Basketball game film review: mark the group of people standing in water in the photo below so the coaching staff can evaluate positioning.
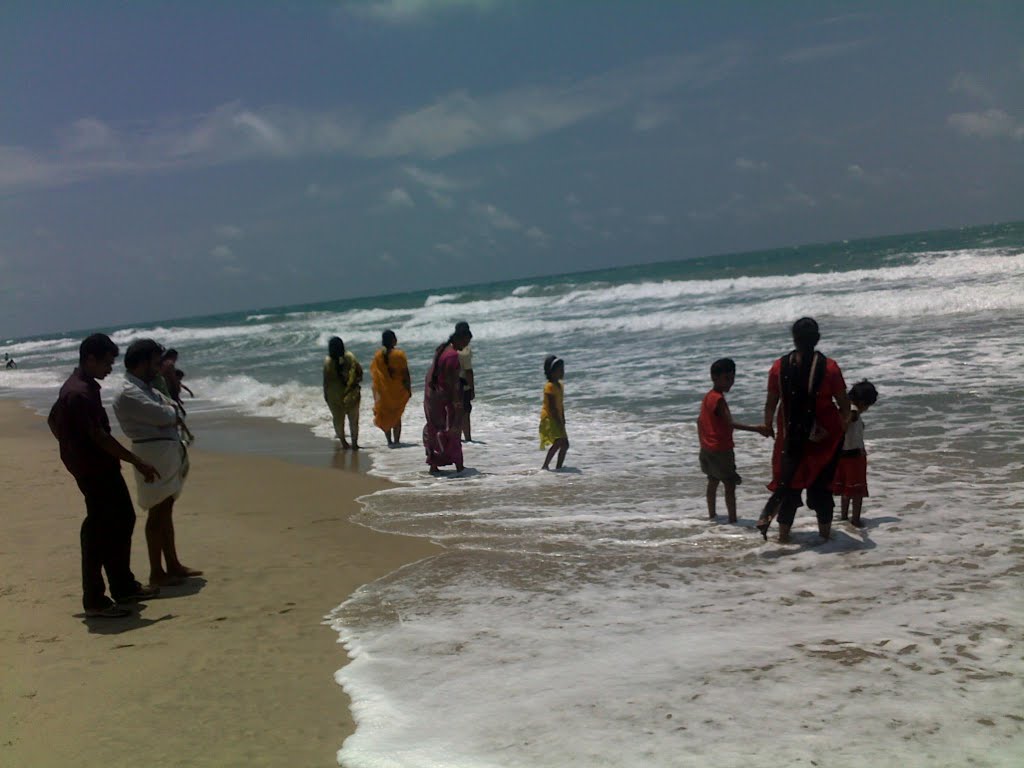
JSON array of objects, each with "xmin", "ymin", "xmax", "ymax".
[
  {"xmin": 324, "ymin": 315, "xmax": 876, "ymax": 542},
  {"xmin": 699, "ymin": 317, "xmax": 879, "ymax": 543},
  {"xmin": 321, "ymin": 321, "xmax": 481, "ymax": 473}
]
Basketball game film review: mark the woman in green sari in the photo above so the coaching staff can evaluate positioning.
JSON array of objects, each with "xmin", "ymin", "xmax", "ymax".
[{"xmin": 323, "ymin": 336, "xmax": 363, "ymax": 450}]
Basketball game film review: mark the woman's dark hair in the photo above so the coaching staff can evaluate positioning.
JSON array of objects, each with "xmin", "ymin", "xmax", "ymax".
[
  {"xmin": 791, "ymin": 317, "xmax": 820, "ymax": 354},
  {"xmin": 162, "ymin": 348, "xmax": 178, "ymax": 362},
  {"xmin": 382, "ymin": 330, "xmax": 397, "ymax": 368},
  {"xmin": 328, "ymin": 337, "xmax": 345, "ymax": 382},
  {"xmin": 79, "ymin": 333, "xmax": 119, "ymax": 365},
  {"xmin": 849, "ymin": 379, "xmax": 878, "ymax": 407},
  {"xmin": 430, "ymin": 335, "xmax": 456, "ymax": 388},
  {"xmin": 543, "ymin": 355, "xmax": 564, "ymax": 382},
  {"xmin": 124, "ymin": 338, "xmax": 164, "ymax": 369}
]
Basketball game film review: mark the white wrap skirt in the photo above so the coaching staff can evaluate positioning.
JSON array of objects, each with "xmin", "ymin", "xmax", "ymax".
[{"xmin": 131, "ymin": 438, "xmax": 189, "ymax": 509}]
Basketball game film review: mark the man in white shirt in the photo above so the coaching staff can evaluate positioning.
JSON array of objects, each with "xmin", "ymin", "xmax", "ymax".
[
  {"xmin": 455, "ymin": 321, "xmax": 475, "ymax": 442},
  {"xmin": 113, "ymin": 339, "xmax": 202, "ymax": 587}
]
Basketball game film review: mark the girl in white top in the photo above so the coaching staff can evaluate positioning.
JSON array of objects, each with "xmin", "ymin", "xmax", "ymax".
[{"xmin": 832, "ymin": 380, "xmax": 879, "ymax": 527}]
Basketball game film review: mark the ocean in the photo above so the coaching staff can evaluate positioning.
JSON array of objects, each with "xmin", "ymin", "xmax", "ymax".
[{"xmin": 3, "ymin": 223, "xmax": 1023, "ymax": 767}]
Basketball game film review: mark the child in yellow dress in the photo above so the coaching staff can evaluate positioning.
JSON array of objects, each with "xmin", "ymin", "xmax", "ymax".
[{"xmin": 540, "ymin": 355, "xmax": 569, "ymax": 470}]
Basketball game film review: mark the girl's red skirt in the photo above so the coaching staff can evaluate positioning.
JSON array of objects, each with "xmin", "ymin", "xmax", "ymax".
[{"xmin": 832, "ymin": 453, "xmax": 868, "ymax": 497}]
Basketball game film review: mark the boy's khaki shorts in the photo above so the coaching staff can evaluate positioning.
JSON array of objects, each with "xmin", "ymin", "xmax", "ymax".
[{"xmin": 699, "ymin": 448, "xmax": 742, "ymax": 485}]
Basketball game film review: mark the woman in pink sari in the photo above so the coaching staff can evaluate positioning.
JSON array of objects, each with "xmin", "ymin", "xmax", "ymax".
[{"xmin": 423, "ymin": 323, "xmax": 472, "ymax": 473}]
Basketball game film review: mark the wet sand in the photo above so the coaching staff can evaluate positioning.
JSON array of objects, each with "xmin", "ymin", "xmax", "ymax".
[{"xmin": 0, "ymin": 400, "xmax": 441, "ymax": 767}]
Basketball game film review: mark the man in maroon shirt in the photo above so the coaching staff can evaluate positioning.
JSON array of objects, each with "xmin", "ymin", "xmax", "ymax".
[{"xmin": 48, "ymin": 334, "xmax": 161, "ymax": 618}]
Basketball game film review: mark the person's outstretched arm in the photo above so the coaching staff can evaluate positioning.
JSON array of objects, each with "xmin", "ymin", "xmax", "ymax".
[{"xmin": 720, "ymin": 399, "xmax": 771, "ymax": 437}]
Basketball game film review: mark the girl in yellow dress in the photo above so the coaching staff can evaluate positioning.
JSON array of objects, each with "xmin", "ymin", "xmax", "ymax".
[
  {"xmin": 540, "ymin": 355, "xmax": 569, "ymax": 470},
  {"xmin": 371, "ymin": 330, "xmax": 412, "ymax": 447}
]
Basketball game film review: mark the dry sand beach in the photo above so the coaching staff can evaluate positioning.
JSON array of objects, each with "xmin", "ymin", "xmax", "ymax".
[{"xmin": 0, "ymin": 400, "xmax": 440, "ymax": 767}]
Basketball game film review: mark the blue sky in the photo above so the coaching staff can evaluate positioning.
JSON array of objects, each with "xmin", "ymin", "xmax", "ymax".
[{"xmin": 1, "ymin": 1, "xmax": 1022, "ymax": 337}]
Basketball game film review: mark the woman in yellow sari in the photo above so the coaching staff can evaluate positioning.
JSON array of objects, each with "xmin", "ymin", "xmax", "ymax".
[{"xmin": 371, "ymin": 330, "xmax": 412, "ymax": 447}]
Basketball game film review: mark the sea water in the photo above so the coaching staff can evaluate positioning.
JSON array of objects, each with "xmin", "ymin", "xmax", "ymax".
[{"xmin": 3, "ymin": 223, "xmax": 1023, "ymax": 766}]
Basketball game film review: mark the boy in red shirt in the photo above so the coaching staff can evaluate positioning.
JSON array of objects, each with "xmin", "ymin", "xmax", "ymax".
[{"xmin": 698, "ymin": 358, "xmax": 771, "ymax": 523}]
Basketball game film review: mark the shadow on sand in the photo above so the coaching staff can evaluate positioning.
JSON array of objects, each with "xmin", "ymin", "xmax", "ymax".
[
  {"xmin": 75, "ymin": 577, "xmax": 206, "ymax": 635},
  {"xmin": 757, "ymin": 528, "xmax": 879, "ymax": 559},
  {"xmin": 77, "ymin": 605, "xmax": 175, "ymax": 635}
]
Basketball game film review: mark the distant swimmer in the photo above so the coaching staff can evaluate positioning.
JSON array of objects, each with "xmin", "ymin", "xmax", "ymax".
[
  {"xmin": 697, "ymin": 358, "xmax": 772, "ymax": 523},
  {"xmin": 540, "ymin": 355, "xmax": 569, "ymax": 470},
  {"xmin": 424, "ymin": 322, "xmax": 472, "ymax": 473},
  {"xmin": 833, "ymin": 380, "xmax": 879, "ymax": 529},
  {"xmin": 324, "ymin": 337, "xmax": 363, "ymax": 450},
  {"xmin": 371, "ymin": 329, "xmax": 412, "ymax": 447},
  {"xmin": 4, "ymin": 353, "xmax": 15, "ymax": 369},
  {"xmin": 757, "ymin": 318, "xmax": 852, "ymax": 543}
]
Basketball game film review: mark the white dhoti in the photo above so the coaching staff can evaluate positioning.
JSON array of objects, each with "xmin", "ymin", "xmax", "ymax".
[{"xmin": 132, "ymin": 439, "xmax": 189, "ymax": 509}]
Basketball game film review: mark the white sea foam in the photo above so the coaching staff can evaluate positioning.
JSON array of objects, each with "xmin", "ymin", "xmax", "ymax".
[{"xmin": 424, "ymin": 292, "xmax": 463, "ymax": 306}]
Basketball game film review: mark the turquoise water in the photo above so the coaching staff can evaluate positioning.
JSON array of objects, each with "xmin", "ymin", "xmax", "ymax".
[{"xmin": 3, "ymin": 222, "xmax": 1024, "ymax": 767}]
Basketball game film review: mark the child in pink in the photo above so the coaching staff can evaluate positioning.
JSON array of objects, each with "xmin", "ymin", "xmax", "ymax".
[{"xmin": 833, "ymin": 380, "xmax": 878, "ymax": 527}]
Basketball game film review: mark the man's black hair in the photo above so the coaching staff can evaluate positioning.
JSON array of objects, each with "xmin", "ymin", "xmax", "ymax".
[
  {"xmin": 79, "ymin": 334, "xmax": 119, "ymax": 365},
  {"xmin": 710, "ymin": 357, "xmax": 736, "ymax": 378},
  {"xmin": 162, "ymin": 348, "xmax": 179, "ymax": 361},
  {"xmin": 124, "ymin": 339, "xmax": 165, "ymax": 370}
]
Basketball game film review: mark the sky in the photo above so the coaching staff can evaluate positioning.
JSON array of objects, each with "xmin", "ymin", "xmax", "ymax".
[{"xmin": 1, "ymin": 1, "xmax": 1022, "ymax": 338}]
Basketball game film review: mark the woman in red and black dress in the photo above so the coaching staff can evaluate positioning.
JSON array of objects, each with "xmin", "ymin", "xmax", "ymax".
[{"xmin": 758, "ymin": 318, "xmax": 851, "ymax": 543}]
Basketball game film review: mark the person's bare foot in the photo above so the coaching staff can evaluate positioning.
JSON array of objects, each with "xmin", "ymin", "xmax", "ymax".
[
  {"xmin": 352, "ymin": 443, "xmax": 360, "ymax": 451},
  {"xmin": 850, "ymin": 517, "xmax": 865, "ymax": 528},
  {"xmin": 341, "ymin": 441, "xmax": 352, "ymax": 450},
  {"xmin": 727, "ymin": 515, "xmax": 737, "ymax": 524},
  {"xmin": 708, "ymin": 512, "xmax": 718, "ymax": 520},
  {"xmin": 456, "ymin": 464, "xmax": 465, "ymax": 473},
  {"xmin": 169, "ymin": 566, "xmax": 203, "ymax": 577},
  {"xmin": 149, "ymin": 572, "xmax": 185, "ymax": 587}
]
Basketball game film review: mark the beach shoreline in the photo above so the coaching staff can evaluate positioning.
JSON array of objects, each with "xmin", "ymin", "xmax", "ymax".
[{"xmin": 0, "ymin": 399, "xmax": 441, "ymax": 767}]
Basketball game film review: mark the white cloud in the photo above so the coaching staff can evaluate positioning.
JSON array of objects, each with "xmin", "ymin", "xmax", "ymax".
[
  {"xmin": 565, "ymin": 193, "xmax": 580, "ymax": 206},
  {"xmin": 385, "ymin": 186, "xmax": 415, "ymax": 207},
  {"xmin": 210, "ymin": 244, "xmax": 234, "ymax": 260},
  {"xmin": 525, "ymin": 225, "xmax": 547, "ymax": 241},
  {"xmin": 949, "ymin": 72, "xmax": 994, "ymax": 103},
  {"xmin": 734, "ymin": 156, "xmax": 769, "ymax": 172},
  {"xmin": 342, "ymin": 0, "xmax": 503, "ymax": 23},
  {"xmin": 433, "ymin": 242, "xmax": 459, "ymax": 256},
  {"xmin": 947, "ymin": 109, "xmax": 1024, "ymax": 140},
  {"xmin": 633, "ymin": 103, "xmax": 676, "ymax": 132},
  {"xmin": 427, "ymin": 189, "xmax": 456, "ymax": 209},
  {"xmin": 379, "ymin": 251, "xmax": 396, "ymax": 265},
  {"xmin": 472, "ymin": 201, "xmax": 520, "ymax": 230},
  {"xmin": 305, "ymin": 182, "xmax": 321, "ymax": 198},
  {"xmin": 0, "ymin": 47, "xmax": 743, "ymax": 191},
  {"xmin": 402, "ymin": 164, "xmax": 465, "ymax": 190},
  {"xmin": 782, "ymin": 39, "xmax": 867, "ymax": 63},
  {"xmin": 847, "ymin": 164, "xmax": 865, "ymax": 179},
  {"xmin": 782, "ymin": 183, "xmax": 817, "ymax": 208},
  {"xmin": 646, "ymin": 213, "xmax": 668, "ymax": 225},
  {"xmin": 216, "ymin": 224, "xmax": 244, "ymax": 239},
  {"xmin": 403, "ymin": 165, "xmax": 463, "ymax": 208}
]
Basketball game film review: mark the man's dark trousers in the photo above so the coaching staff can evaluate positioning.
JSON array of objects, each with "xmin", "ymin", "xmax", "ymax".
[{"xmin": 75, "ymin": 472, "xmax": 138, "ymax": 610}]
